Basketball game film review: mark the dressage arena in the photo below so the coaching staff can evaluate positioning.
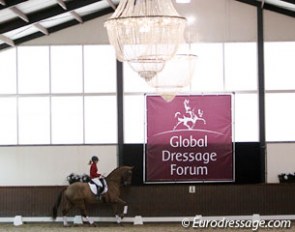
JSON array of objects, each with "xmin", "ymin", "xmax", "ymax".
[{"xmin": 0, "ymin": 1, "xmax": 295, "ymax": 231}]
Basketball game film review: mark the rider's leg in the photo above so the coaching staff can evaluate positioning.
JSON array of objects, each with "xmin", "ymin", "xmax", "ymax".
[{"xmin": 91, "ymin": 178, "xmax": 103, "ymax": 199}]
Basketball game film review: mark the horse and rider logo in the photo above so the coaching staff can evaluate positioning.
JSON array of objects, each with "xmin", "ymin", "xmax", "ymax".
[{"xmin": 173, "ymin": 99, "xmax": 206, "ymax": 131}]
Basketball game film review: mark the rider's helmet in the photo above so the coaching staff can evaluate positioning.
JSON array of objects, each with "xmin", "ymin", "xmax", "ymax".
[{"xmin": 91, "ymin": 155, "xmax": 99, "ymax": 162}]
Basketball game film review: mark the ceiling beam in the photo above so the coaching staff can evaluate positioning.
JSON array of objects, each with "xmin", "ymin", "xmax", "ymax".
[
  {"xmin": 71, "ymin": 11, "xmax": 83, "ymax": 23},
  {"xmin": 105, "ymin": 0, "xmax": 116, "ymax": 10},
  {"xmin": 280, "ymin": 0, "xmax": 295, "ymax": 5},
  {"xmin": 235, "ymin": 0, "xmax": 259, "ymax": 7},
  {"xmin": 0, "ymin": 6, "xmax": 114, "ymax": 51},
  {"xmin": 0, "ymin": 34, "xmax": 15, "ymax": 46},
  {"xmin": 10, "ymin": 6, "xmax": 29, "ymax": 22},
  {"xmin": 0, "ymin": 0, "xmax": 28, "ymax": 10},
  {"xmin": 34, "ymin": 23, "xmax": 49, "ymax": 35},
  {"xmin": 235, "ymin": 0, "xmax": 295, "ymax": 18},
  {"xmin": 0, "ymin": 0, "xmax": 104, "ymax": 34},
  {"xmin": 263, "ymin": 2, "xmax": 295, "ymax": 17},
  {"xmin": 56, "ymin": 0, "xmax": 67, "ymax": 10}
]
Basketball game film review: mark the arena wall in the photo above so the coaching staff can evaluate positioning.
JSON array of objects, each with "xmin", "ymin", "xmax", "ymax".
[
  {"xmin": 0, "ymin": 142, "xmax": 294, "ymax": 218},
  {"xmin": 0, "ymin": 184, "xmax": 295, "ymax": 218}
]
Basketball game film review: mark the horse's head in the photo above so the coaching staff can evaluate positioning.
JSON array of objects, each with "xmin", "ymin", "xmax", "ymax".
[{"xmin": 120, "ymin": 166, "xmax": 134, "ymax": 186}]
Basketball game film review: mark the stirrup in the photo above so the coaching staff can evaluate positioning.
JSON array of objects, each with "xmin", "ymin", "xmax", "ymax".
[{"xmin": 95, "ymin": 194, "xmax": 101, "ymax": 200}]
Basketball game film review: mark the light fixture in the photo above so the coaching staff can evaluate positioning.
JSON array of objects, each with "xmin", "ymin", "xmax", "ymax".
[
  {"xmin": 176, "ymin": 0, "xmax": 191, "ymax": 3},
  {"xmin": 148, "ymin": 52, "xmax": 197, "ymax": 102},
  {"xmin": 104, "ymin": 0, "xmax": 186, "ymax": 81}
]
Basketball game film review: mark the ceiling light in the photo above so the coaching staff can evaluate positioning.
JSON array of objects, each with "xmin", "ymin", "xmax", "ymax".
[
  {"xmin": 104, "ymin": 0, "xmax": 187, "ymax": 81},
  {"xmin": 176, "ymin": 0, "xmax": 191, "ymax": 3}
]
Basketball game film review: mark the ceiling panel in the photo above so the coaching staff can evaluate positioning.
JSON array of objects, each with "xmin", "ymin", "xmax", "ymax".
[
  {"xmin": 0, "ymin": 8, "xmax": 19, "ymax": 22},
  {"xmin": 75, "ymin": 1, "xmax": 110, "ymax": 16},
  {"xmin": 17, "ymin": 0, "xmax": 58, "ymax": 14},
  {"xmin": 39, "ymin": 12, "xmax": 74, "ymax": 28},
  {"xmin": 4, "ymin": 24, "xmax": 39, "ymax": 40}
]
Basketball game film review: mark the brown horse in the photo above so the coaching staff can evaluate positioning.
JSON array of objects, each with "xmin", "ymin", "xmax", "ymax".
[{"xmin": 52, "ymin": 166, "xmax": 133, "ymax": 226}]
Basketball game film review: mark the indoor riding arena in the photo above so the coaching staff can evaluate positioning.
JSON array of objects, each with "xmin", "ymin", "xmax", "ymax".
[{"xmin": 0, "ymin": 0, "xmax": 295, "ymax": 232}]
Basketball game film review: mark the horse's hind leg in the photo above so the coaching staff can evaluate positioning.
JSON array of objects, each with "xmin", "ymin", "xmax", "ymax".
[
  {"xmin": 78, "ymin": 201, "xmax": 95, "ymax": 226},
  {"xmin": 61, "ymin": 199, "xmax": 73, "ymax": 227}
]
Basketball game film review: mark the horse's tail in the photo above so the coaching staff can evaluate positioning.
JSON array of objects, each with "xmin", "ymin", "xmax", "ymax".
[{"xmin": 52, "ymin": 187, "xmax": 66, "ymax": 220}]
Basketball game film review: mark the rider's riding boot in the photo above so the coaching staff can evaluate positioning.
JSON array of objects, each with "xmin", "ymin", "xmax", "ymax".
[{"xmin": 96, "ymin": 186, "xmax": 102, "ymax": 200}]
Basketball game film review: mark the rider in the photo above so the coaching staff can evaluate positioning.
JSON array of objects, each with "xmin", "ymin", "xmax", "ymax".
[{"xmin": 89, "ymin": 155, "xmax": 103, "ymax": 199}]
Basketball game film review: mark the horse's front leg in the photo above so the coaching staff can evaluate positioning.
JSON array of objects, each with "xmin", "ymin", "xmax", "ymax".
[{"xmin": 112, "ymin": 198, "xmax": 127, "ymax": 223}]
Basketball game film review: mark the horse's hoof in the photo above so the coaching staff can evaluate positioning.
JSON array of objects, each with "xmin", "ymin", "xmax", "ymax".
[{"xmin": 89, "ymin": 223, "xmax": 97, "ymax": 227}]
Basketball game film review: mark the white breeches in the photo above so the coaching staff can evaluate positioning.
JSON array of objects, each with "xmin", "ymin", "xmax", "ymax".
[{"xmin": 91, "ymin": 177, "xmax": 103, "ymax": 187}]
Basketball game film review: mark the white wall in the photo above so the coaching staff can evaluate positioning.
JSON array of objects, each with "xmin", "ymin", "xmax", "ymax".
[
  {"xmin": 265, "ymin": 10, "xmax": 295, "ymax": 41},
  {"xmin": 0, "ymin": 145, "xmax": 117, "ymax": 186},
  {"xmin": 267, "ymin": 143, "xmax": 295, "ymax": 183}
]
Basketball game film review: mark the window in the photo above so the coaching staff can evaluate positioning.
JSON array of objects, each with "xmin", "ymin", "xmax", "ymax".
[
  {"xmin": 0, "ymin": 48, "xmax": 16, "ymax": 94},
  {"xmin": 224, "ymin": 43, "xmax": 258, "ymax": 91},
  {"xmin": 265, "ymin": 42, "xmax": 295, "ymax": 90},
  {"xmin": 18, "ymin": 46, "xmax": 50, "ymax": 94},
  {"xmin": 0, "ymin": 98, "xmax": 17, "ymax": 144},
  {"xmin": 266, "ymin": 93, "xmax": 295, "ymax": 141},
  {"xmin": 124, "ymin": 95, "xmax": 145, "ymax": 143},
  {"xmin": 234, "ymin": 93, "xmax": 259, "ymax": 142},
  {"xmin": 265, "ymin": 42, "xmax": 295, "ymax": 142},
  {"xmin": 190, "ymin": 43, "xmax": 224, "ymax": 92},
  {"xmin": 51, "ymin": 96, "xmax": 83, "ymax": 144},
  {"xmin": 84, "ymin": 96, "xmax": 117, "ymax": 143},
  {"xmin": 18, "ymin": 97, "xmax": 50, "ymax": 144},
  {"xmin": 51, "ymin": 46, "xmax": 83, "ymax": 93},
  {"xmin": 84, "ymin": 45, "xmax": 116, "ymax": 93},
  {"xmin": 0, "ymin": 45, "xmax": 117, "ymax": 145}
]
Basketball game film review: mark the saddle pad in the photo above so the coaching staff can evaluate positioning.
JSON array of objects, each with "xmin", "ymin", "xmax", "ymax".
[
  {"xmin": 88, "ymin": 181, "xmax": 108, "ymax": 195},
  {"xmin": 88, "ymin": 183, "xmax": 97, "ymax": 195}
]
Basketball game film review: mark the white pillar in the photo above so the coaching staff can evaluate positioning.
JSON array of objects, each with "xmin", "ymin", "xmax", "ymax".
[
  {"xmin": 133, "ymin": 215, "xmax": 143, "ymax": 225},
  {"xmin": 13, "ymin": 215, "xmax": 23, "ymax": 226},
  {"xmin": 73, "ymin": 215, "xmax": 83, "ymax": 224}
]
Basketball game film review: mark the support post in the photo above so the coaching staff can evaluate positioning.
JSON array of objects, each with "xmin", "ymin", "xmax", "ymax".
[
  {"xmin": 257, "ymin": 5, "xmax": 266, "ymax": 183},
  {"xmin": 117, "ymin": 60, "xmax": 124, "ymax": 166}
]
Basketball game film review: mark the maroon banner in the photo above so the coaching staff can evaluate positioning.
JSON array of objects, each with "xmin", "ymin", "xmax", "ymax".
[{"xmin": 145, "ymin": 95, "xmax": 233, "ymax": 183}]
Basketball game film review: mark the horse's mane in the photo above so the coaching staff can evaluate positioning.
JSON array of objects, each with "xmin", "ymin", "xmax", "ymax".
[{"xmin": 106, "ymin": 166, "xmax": 132, "ymax": 179}]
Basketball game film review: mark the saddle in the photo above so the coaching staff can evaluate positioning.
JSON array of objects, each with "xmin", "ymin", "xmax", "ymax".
[{"xmin": 89, "ymin": 178, "xmax": 108, "ymax": 195}]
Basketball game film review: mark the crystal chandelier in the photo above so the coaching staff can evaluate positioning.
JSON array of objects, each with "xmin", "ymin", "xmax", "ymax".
[
  {"xmin": 148, "ymin": 53, "xmax": 197, "ymax": 102},
  {"xmin": 104, "ymin": 0, "xmax": 186, "ymax": 81}
]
